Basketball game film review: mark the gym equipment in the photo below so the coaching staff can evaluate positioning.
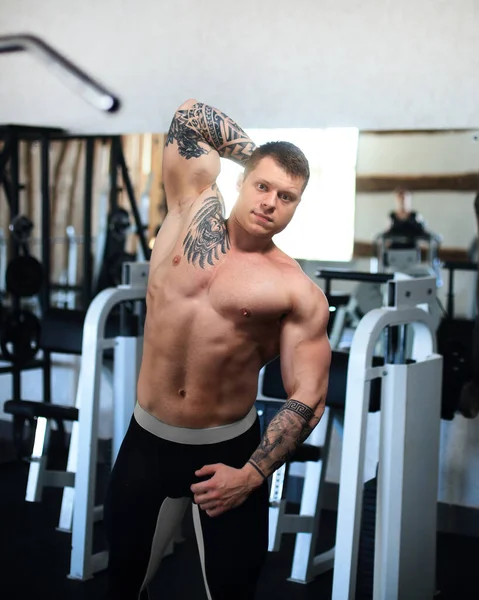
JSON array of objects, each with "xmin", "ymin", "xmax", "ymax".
[
  {"xmin": 2, "ymin": 300, "xmax": 143, "ymax": 459},
  {"xmin": 3, "ymin": 399, "xmax": 78, "ymax": 462},
  {"xmin": 439, "ymin": 260, "xmax": 478, "ymax": 420},
  {"xmin": 258, "ymin": 276, "xmax": 442, "ymax": 594},
  {"xmin": 261, "ymin": 280, "xmax": 443, "ymax": 592},
  {"xmin": 95, "ymin": 205, "xmax": 135, "ymax": 291},
  {"xmin": 6, "ymin": 255, "xmax": 44, "ymax": 298},
  {"xmin": 109, "ymin": 207, "xmax": 131, "ymax": 241},
  {"xmin": 28, "ymin": 262, "xmax": 147, "ymax": 580},
  {"xmin": 318, "ymin": 270, "xmax": 391, "ymax": 350},
  {"xmin": 437, "ymin": 317, "xmax": 474, "ymax": 420},
  {"xmin": 0, "ymin": 34, "xmax": 120, "ymax": 113},
  {"xmin": 258, "ymin": 351, "xmax": 382, "ymax": 584},
  {"xmin": 54, "ymin": 226, "xmax": 79, "ymax": 309},
  {"xmin": 0, "ymin": 215, "xmax": 43, "ymax": 368},
  {"xmin": 9, "ymin": 214, "xmax": 34, "ymax": 244},
  {"xmin": 4, "ymin": 263, "xmax": 147, "ymax": 539},
  {"xmin": 0, "ymin": 309, "xmax": 41, "ymax": 364},
  {"xmin": 5, "ymin": 215, "xmax": 44, "ymax": 298},
  {"xmin": 93, "ymin": 138, "xmax": 151, "ymax": 296},
  {"xmin": 376, "ymin": 230, "xmax": 442, "ymax": 282},
  {"xmin": 0, "ymin": 228, "xmax": 6, "ymax": 293},
  {"xmin": 332, "ymin": 276, "xmax": 442, "ymax": 600},
  {"xmin": 356, "ymin": 474, "xmax": 378, "ymax": 598},
  {"xmin": 442, "ymin": 260, "xmax": 477, "ymax": 318}
]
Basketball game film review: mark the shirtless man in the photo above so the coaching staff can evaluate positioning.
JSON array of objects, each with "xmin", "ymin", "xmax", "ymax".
[{"xmin": 103, "ymin": 100, "xmax": 331, "ymax": 600}]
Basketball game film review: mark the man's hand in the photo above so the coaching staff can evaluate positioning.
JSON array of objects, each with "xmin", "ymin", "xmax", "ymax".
[{"xmin": 191, "ymin": 463, "xmax": 263, "ymax": 518}]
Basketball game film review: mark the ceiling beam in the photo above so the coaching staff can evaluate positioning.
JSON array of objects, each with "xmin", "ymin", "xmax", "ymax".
[{"xmin": 356, "ymin": 173, "xmax": 479, "ymax": 193}]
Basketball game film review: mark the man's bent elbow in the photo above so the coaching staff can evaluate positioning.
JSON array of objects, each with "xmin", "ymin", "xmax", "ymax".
[{"xmin": 178, "ymin": 98, "xmax": 199, "ymax": 111}]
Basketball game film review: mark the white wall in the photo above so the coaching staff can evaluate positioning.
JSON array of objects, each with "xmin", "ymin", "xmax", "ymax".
[{"xmin": 2, "ymin": 0, "xmax": 479, "ymax": 133}]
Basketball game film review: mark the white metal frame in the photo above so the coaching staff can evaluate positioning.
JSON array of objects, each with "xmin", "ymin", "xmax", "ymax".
[
  {"xmin": 264, "ymin": 276, "xmax": 442, "ymax": 593},
  {"xmin": 257, "ymin": 369, "xmax": 339, "ymax": 584},
  {"xmin": 63, "ymin": 262, "xmax": 149, "ymax": 580},
  {"xmin": 332, "ymin": 278, "xmax": 442, "ymax": 600}
]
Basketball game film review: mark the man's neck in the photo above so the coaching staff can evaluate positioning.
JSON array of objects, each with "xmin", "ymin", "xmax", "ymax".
[{"xmin": 226, "ymin": 215, "xmax": 275, "ymax": 254}]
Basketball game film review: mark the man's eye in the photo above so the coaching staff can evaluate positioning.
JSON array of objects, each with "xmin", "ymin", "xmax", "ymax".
[
  {"xmin": 280, "ymin": 194, "xmax": 290, "ymax": 201},
  {"xmin": 258, "ymin": 183, "xmax": 266, "ymax": 190}
]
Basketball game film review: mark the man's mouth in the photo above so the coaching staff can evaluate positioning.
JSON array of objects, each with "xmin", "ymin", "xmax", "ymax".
[{"xmin": 253, "ymin": 212, "xmax": 273, "ymax": 224}]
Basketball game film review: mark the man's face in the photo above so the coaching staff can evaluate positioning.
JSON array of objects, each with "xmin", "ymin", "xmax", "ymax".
[{"xmin": 233, "ymin": 157, "xmax": 304, "ymax": 237}]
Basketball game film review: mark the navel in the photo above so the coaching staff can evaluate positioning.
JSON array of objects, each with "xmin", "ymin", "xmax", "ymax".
[
  {"xmin": 172, "ymin": 255, "xmax": 181, "ymax": 266},
  {"xmin": 241, "ymin": 308, "xmax": 252, "ymax": 318},
  {"xmin": 178, "ymin": 389, "xmax": 186, "ymax": 398}
]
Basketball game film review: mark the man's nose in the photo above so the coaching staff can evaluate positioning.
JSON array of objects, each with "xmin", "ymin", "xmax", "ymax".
[{"xmin": 261, "ymin": 192, "xmax": 276, "ymax": 210}]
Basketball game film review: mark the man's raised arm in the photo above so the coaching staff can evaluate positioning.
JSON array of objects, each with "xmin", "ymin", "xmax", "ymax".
[
  {"xmin": 163, "ymin": 99, "xmax": 256, "ymax": 210},
  {"xmin": 247, "ymin": 279, "xmax": 331, "ymax": 481}
]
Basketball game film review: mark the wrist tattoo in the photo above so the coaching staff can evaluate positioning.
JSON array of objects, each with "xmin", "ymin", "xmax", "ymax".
[
  {"xmin": 248, "ymin": 460, "xmax": 267, "ymax": 481},
  {"xmin": 281, "ymin": 399, "xmax": 315, "ymax": 422}
]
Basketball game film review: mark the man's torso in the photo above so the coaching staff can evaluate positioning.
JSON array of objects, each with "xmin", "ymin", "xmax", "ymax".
[{"xmin": 137, "ymin": 185, "xmax": 300, "ymax": 427}]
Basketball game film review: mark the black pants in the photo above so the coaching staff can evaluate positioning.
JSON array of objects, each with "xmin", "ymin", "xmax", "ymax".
[{"xmin": 103, "ymin": 404, "xmax": 269, "ymax": 599}]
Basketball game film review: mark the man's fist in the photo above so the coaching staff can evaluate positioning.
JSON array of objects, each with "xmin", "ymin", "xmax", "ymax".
[{"xmin": 190, "ymin": 462, "xmax": 263, "ymax": 517}]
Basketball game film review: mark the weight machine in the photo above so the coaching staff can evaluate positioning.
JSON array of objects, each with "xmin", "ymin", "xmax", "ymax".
[
  {"xmin": 258, "ymin": 276, "xmax": 442, "ymax": 599},
  {"xmin": 0, "ymin": 129, "xmax": 151, "ymax": 460},
  {"xmin": 12, "ymin": 262, "xmax": 149, "ymax": 580}
]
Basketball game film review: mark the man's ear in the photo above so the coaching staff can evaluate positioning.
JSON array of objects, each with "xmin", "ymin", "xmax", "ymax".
[{"xmin": 236, "ymin": 172, "xmax": 244, "ymax": 192}]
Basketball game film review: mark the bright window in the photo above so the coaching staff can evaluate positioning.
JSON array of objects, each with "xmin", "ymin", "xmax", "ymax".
[{"xmin": 216, "ymin": 128, "xmax": 359, "ymax": 261}]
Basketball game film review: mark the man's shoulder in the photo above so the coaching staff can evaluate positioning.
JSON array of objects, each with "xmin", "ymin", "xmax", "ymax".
[
  {"xmin": 269, "ymin": 246, "xmax": 302, "ymax": 273},
  {"xmin": 268, "ymin": 249, "xmax": 328, "ymax": 312}
]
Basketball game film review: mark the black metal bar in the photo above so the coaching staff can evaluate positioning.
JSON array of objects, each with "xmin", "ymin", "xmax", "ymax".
[
  {"xmin": 447, "ymin": 268, "xmax": 455, "ymax": 317},
  {"xmin": 40, "ymin": 136, "xmax": 51, "ymax": 312},
  {"xmin": 83, "ymin": 138, "xmax": 95, "ymax": 307},
  {"xmin": 442, "ymin": 261, "xmax": 478, "ymax": 272},
  {"xmin": 0, "ymin": 360, "xmax": 45, "ymax": 375},
  {"xmin": 0, "ymin": 34, "xmax": 120, "ymax": 113},
  {"xmin": 9, "ymin": 135, "xmax": 20, "ymax": 298},
  {"xmin": 118, "ymin": 143, "xmax": 151, "ymax": 260},
  {"xmin": 398, "ymin": 324, "xmax": 407, "ymax": 364},
  {"xmin": 51, "ymin": 283, "xmax": 83, "ymax": 292},
  {"xmin": 316, "ymin": 269, "xmax": 392, "ymax": 284},
  {"xmin": 0, "ymin": 133, "xmax": 13, "ymax": 184},
  {"xmin": 40, "ymin": 136, "xmax": 51, "ymax": 403},
  {"xmin": 0, "ymin": 125, "xmax": 65, "ymax": 139},
  {"xmin": 1, "ymin": 173, "xmax": 14, "ymax": 211},
  {"xmin": 8, "ymin": 133, "xmax": 21, "ymax": 402},
  {"xmin": 109, "ymin": 137, "xmax": 120, "ymax": 213}
]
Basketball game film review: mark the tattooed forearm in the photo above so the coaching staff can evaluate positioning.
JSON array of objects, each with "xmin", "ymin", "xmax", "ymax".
[
  {"xmin": 183, "ymin": 191, "xmax": 230, "ymax": 268},
  {"xmin": 165, "ymin": 102, "xmax": 256, "ymax": 165},
  {"xmin": 249, "ymin": 399, "xmax": 323, "ymax": 479}
]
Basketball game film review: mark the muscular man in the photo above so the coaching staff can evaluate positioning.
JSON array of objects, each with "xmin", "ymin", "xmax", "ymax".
[{"xmin": 103, "ymin": 99, "xmax": 331, "ymax": 600}]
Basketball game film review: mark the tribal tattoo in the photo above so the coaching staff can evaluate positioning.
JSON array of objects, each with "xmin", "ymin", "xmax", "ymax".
[
  {"xmin": 249, "ymin": 399, "xmax": 322, "ymax": 478},
  {"xmin": 165, "ymin": 102, "xmax": 256, "ymax": 165},
  {"xmin": 183, "ymin": 192, "xmax": 230, "ymax": 268}
]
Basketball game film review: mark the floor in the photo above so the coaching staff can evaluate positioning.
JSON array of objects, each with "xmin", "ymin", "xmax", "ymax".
[{"xmin": 1, "ymin": 432, "xmax": 479, "ymax": 600}]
